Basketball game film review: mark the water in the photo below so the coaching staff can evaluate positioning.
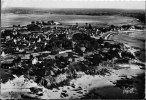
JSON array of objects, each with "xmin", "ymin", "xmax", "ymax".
[{"xmin": 1, "ymin": 13, "xmax": 139, "ymax": 27}]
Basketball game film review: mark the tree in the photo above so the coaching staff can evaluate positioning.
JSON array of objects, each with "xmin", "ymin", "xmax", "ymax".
[
  {"xmin": 97, "ymin": 37, "xmax": 104, "ymax": 44},
  {"xmin": 85, "ymin": 23, "xmax": 88, "ymax": 26},
  {"xmin": 110, "ymin": 25, "xmax": 115, "ymax": 30},
  {"xmin": 88, "ymin": 24, "xmax": 92, "ymax": 30},
  {"xmin": 47, "ymin": 21, "xmax": 52, "ymax": 25},
  {"xmin": 76, "ymin": 22, "xmax": 78, "ymax": 27},
  {"xmin": 27, "ymin": 24, "xmax": 41, "ymax": 31},
  {"xmin": 31, "ymin": 21, "xmax": 35, "ymax": 25},
  {"xmin": 51, "ymin": 20, "xmax": 54, "ymax": 25},
  {"xmin": 36, "ymin": 21, "xmax": 40, "ymax": 25}
]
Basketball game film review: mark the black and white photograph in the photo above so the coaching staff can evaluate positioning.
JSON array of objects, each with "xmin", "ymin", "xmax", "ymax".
[{"xmin": 1, "ymin": 0, "xmax": 145, "ymax": 99}]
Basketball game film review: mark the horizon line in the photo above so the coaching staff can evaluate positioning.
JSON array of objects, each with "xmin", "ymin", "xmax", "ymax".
[{"xmin": 3, "ymin": 7, "xmax": 145, "ymax": 11}]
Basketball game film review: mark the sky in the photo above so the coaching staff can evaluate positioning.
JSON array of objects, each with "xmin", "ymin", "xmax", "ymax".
[{"xmin": 1, "ymin": 0, "xmax": 145, "ymax": 10}]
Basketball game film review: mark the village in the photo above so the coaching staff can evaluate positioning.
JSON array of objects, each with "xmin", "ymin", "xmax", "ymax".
[{"xmin": 1, "ymin": 20, "xmax": 145, "ymax": 99}]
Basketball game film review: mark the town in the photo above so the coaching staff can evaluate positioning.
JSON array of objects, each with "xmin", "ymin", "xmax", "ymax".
[{"xmin": 1, "ymin": 20, "xmax": 145, "ymax": 99}]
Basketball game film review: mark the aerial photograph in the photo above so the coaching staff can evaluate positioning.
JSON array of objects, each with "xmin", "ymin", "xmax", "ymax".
[{"xmin": 1, "ymin": 0, "xmax": 145, "ymax": 99}]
